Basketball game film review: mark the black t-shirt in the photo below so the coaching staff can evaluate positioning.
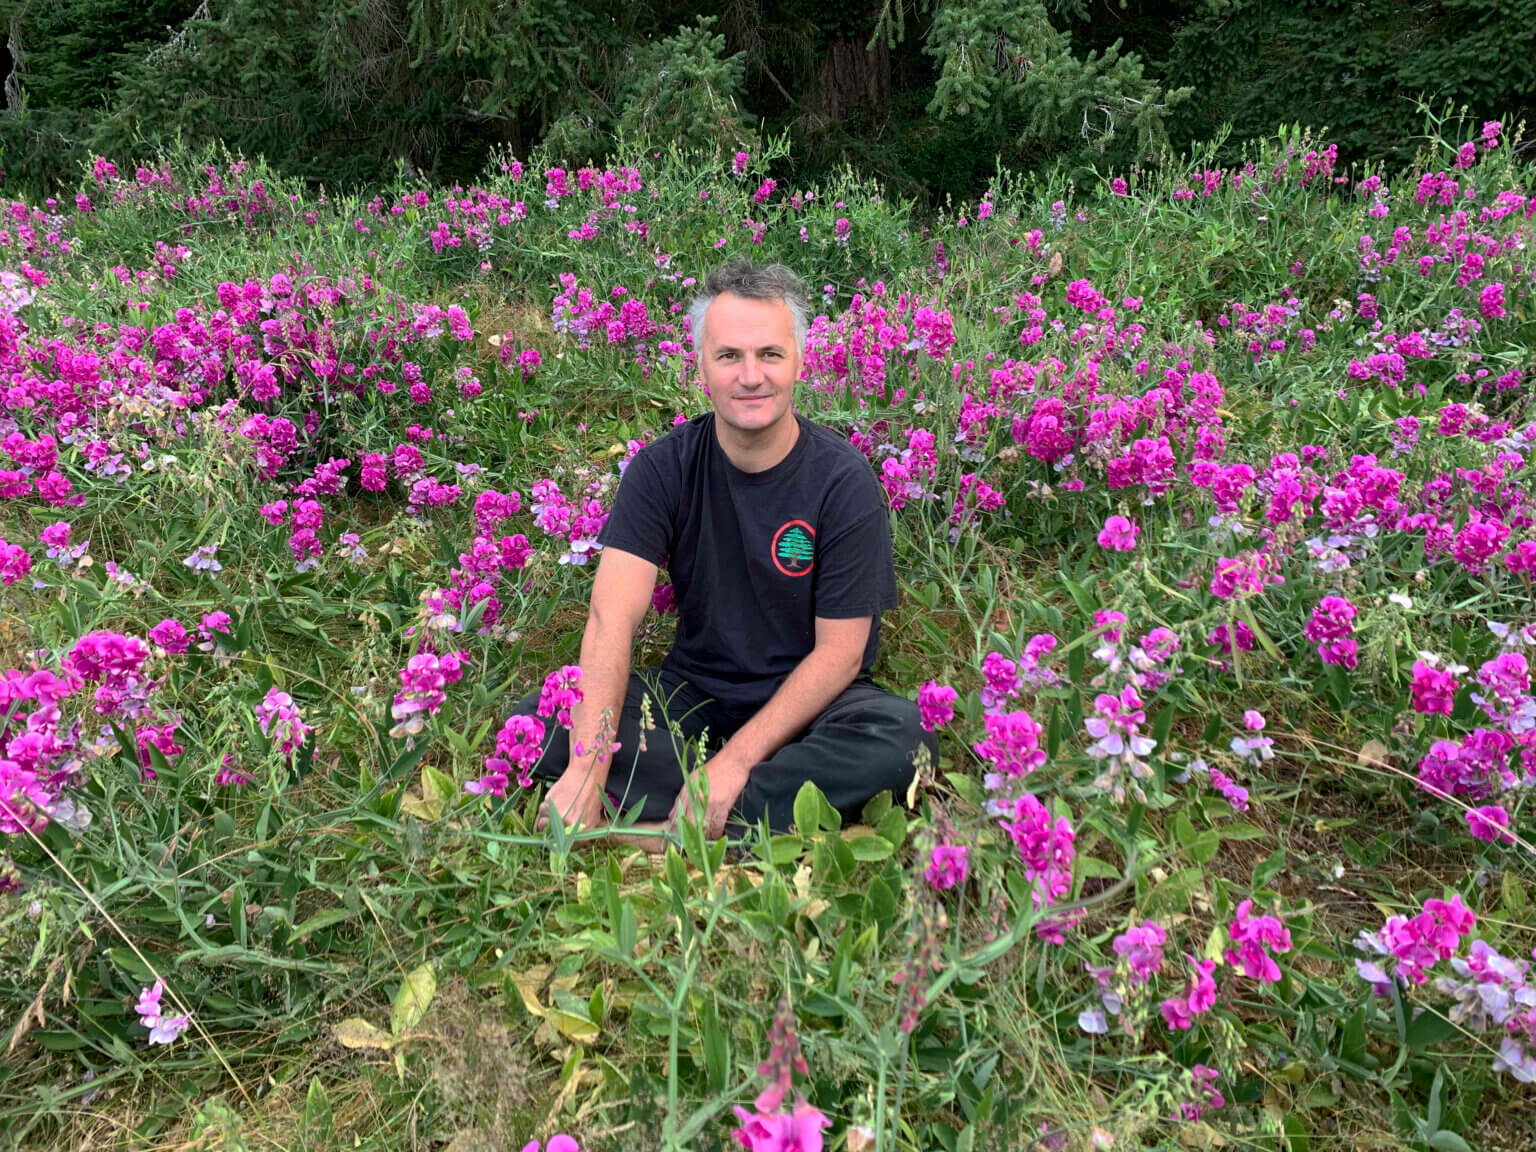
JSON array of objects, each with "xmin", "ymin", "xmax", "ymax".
[{"xmin": 597, "ymin": 412, "xmax": 898, "ymax": 715}]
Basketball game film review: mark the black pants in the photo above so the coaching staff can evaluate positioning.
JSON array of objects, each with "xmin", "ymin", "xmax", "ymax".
[{"xmin": 510, "ymin": 665, "xmax": 935, "ymax": 833}]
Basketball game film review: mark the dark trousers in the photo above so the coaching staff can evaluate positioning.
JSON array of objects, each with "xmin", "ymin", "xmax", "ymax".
[{"xmin": 510, "ymin": 665, "xmax": 935, "ymax": 833}]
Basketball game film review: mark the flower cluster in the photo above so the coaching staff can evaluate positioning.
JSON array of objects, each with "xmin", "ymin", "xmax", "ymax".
[
  {"xmin": 389, "ymin": 650, "xmax": 466, "ymax": 738},
  {"xmin": 466, "ymin": 714, "xmax": 547, "ymax": 797},
  {"xmin": 1303, "ymin": 595, "xmax": 1359, "ymax": 668},
  {"xmin": 134, "ymin": 979, "xmax": 190, "ymax": 1046},
  {"xmin": 255, "ymin": 687, "xmax": 310, "ymax": 762},
  {"xmin": 1225, "ymin": 900, "xmax": 1293, "ymax": 983}
]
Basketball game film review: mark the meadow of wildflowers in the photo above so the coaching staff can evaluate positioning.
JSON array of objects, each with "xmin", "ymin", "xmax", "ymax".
[{"xmin": 0, "ymin": 121, "xmax": 1533, "ymax": 1149}]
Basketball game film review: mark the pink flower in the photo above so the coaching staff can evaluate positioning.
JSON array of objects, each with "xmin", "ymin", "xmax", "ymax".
[
  {"xmin": 1096, "ymin": 515, "xmax": 1138, "ymax": 552},
  {"xmin": 973, "ymin": 709, "xmax": 1046, "ymax": 777},
  {"xmin": 1160, "ymin": 955, "xmax": 1218, "ymax": 1030},
  {"xmin": 255, "ymin": 687, "xmax": 310, "ymax": 761},
  {"xmin": 536, "ymin": 665, "xmax": 584, "ymax": 728},
  {"xmin": 731, "ymin": 1099, "xmax": 829, "ymax": 1152},
  {"xmin": 134, "ymin": 979, "xmax": 190, "ymax": 1046},
  {"xmin": 925, "ymin": 843, "xmax": 969, "ymax": 891},
  {"xmin": 1209, "ymin": 551, "xmax": 1282, "ymax": 600},
  {"xmin": 1410, "ymin": 660, "xmax": 1459, "ymax": 715},
  {"xmin": 520, "ymin": 1137, "xmax": 582, "ymax": 1152},
  {"xmin": 1112, "ymin": 920, "xmax": 1167, "ymax": 983},
  {"xmin": 1224, "ymin": 899, "xmax": 1292, "ymax": 983},
  {"xmin": 149, "ymin": 619, "xmax": 190, "ymax": 654},
  {"xmin": 917, "ymin": 681, "xmax": 958, "ymax": 732},
  {"xmin": 1467, "ymin": 805, "xmax": 1513, "ymax": 844}
]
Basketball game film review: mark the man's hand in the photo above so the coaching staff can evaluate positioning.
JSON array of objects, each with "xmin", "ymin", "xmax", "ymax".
[
  {"xmin": 669, "ymin": 754, "xmax": 751, "ymax": 839},
  {"xmin": 537, "ymin": 766, "xmax": 608, "ymax": 832}
]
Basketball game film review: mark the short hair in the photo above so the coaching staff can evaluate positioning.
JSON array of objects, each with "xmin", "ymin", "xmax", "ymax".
[{"xmin": 686, "ymin": 257, "xmax": 809, "ymax": 352}]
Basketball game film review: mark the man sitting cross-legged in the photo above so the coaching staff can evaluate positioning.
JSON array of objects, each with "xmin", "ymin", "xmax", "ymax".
[{"xmin": 512, "ymin": 257, "xmax": 935, "ymax": 840}]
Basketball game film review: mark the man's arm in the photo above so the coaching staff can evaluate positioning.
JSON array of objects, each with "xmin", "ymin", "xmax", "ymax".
[
  {"xmin": 671, "ymin": 614, "xmax": 871, "ymax": 837},
  {"xmin": 538, "ymin": 546, "xmax": 657, "ymax": 829}
]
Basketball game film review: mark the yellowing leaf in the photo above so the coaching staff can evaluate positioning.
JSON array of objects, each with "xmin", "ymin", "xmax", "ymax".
[
  {"xmin": 547, "ymin": 1008, "xmax": 600, "ymax": 1042},
  {"xmin": 334, "ymin": 1017, "xmax": 395, "ymax": 1051},
  {"xmin": 391, "ymin": 963, "xmax": 436, "ymax": 1036},
  {"xmin": 398, "ymin": 788, "xmax": 441, "ymax": 822},
  {"xmin": 512, "ymin": 964, "xmax": 552, "ymax": 1018}
]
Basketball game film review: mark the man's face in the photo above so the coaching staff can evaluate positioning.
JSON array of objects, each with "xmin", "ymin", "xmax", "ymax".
[{"xmin": 698, "ymin": 292, "xmax": 801, "ymax": 439}]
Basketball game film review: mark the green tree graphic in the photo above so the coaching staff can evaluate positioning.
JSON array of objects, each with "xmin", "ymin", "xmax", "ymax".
[{"xmin": 777, "ymin": 525, "xmax": 814, "ymax": 569}]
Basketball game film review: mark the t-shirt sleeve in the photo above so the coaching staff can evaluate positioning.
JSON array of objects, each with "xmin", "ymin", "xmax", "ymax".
[
  {"xmin": 596, "ymin": 447, "xmax": 673, "ymax": 566},
  {"xmin": 812, "ymin": 476, "xmax": 898, "ymax": 620}
]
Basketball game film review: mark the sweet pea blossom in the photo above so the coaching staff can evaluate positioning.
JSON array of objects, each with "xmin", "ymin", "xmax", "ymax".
[
  {"xmin": 1411, "ymin": 658, "xmax": 1460, "ymax": 715},
  {"xmin": 917, "ymin": 681, "xmax": 959, "ymax": 732},
  {"xmin": 731, "ymin": 1100, "xmax": 829, "ymax": 1152},
  {"xmin": 1097, "ymin": 514, "xmax": 1138, "ymax": 551},
  {"xmin": 1466, "ymin": 805, "xmax": 1513, "ymax": 844},
  {"xmin": 536, "ymin": 665, "xmax": 584, "ymax": 728},
  {"xmin": 924, "ymin": 842, "xmax": 969, "ymax": 891},
  {"xmin": 1160, "ymin": 955, "xmax": 1218, "ymax": 1030},
  {"xmin": 1225, "ymin": 899, "xmax": 1292, "ymax": 983},
  {"xmin": 134, "ymin": 979, "xmax": 190, "ymax": 1046},
  {"xmin": 520, "ymin": 1138, "xmax": 581, "ymax": 1152}
]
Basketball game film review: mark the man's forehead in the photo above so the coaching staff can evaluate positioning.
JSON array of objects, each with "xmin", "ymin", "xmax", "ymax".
[{"xmin": 706, "ymin": 292, "xmax": 794, "ymax": 334}]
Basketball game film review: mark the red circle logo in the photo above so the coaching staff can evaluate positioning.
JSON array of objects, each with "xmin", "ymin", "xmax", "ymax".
[{"xmin": 771, "ymin": 520, "xmax": 816, "ymax": 577}]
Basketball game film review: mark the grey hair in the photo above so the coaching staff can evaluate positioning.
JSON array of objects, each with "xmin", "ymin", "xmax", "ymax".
[{"xmin": 686, "ymin": 257, "xmax": 809, "ymax": 352}]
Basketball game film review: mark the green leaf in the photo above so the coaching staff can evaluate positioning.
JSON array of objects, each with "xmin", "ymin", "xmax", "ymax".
[
  {"xmin": 701, "ymin": 995, "xmax": 729, "ymax": 1095},
  {"xmin": 792, "ymin": 781, "xmax": 823, "ymax": 835},
  {"xmin": 1404, "ymin": 1008, "xmax": 1457, "ymax": 1050},
  {"xmin": 1075, "ymin": 855, "xmax": 1121, "ymax": 880},
  {"xmin": 1283, "ymin": 1114, "xmax": 1311, "ymax": 1152},
  {"xmin": 1172, "ymin": 811, "xmax": 1198, "ymax": 848},
  {"xmin": 1189, "ymin": 829, "xmax": 1220, "ymax": 864},
  {"xmin": 847, "ymin": 834, "xmax": 894, "ymax": 862},
  {"xmin": 391, "ymin": 963, "xmax": 436, "ymax": 1037},
  {"xmin": 1218, "ymin": 823, "xmax": 1269, "ymax": 841},
  {"xmin": 290, "ymin": 907, "xmax": 356, "ymax": 944},
  {"xmin": 1427, "ymin": 1133, "xmax": 1472, "ymax": 1152},
  {"xmin": 875, "ymin": 806, "xmax": 908, "ymax": 848},
  {"xmin": 301, "ymin": 1077, "xmax": 334, "ymax": 1148}
]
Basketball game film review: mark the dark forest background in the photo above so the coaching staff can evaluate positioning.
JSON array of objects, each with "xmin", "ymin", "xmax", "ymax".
[{"xmin": 2, "ymin": 0, "xmax": 1534, "ymax": 200}]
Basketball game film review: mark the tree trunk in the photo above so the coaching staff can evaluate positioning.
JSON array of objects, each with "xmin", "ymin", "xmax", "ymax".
[{"xmin": 813, "ymin": 32, "xmax": 888, "ymax": 121}]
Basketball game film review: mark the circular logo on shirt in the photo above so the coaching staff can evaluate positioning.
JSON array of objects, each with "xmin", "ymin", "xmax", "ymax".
[{"xmin": 771, "ymin": 520, "xmax": 816, "ymax": 577}]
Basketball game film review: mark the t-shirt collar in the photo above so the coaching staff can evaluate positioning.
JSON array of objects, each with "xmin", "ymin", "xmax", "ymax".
[{"xmin": 712, "ymin": 412, "xmax": 808, "ymax": 485}]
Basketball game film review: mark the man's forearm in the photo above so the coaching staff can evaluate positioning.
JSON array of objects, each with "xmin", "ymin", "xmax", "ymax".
[
  {"xmin": 714, "ymin": 644, "xmax": 861, "ymax": 773},
  {"xmin": 562, "ymin": 616, "xmax": 632, "ymax": 789}
]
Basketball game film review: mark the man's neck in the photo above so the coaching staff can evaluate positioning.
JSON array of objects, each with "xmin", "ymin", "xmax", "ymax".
[{"xmin": 715, "ymin": 412, "xmax": 801, "ymax": 474}]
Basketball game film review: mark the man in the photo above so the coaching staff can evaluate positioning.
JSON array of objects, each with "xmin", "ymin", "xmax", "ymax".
[{"xmin": 516, "ymin": 257, "xmax": 934, "ymax": 838}]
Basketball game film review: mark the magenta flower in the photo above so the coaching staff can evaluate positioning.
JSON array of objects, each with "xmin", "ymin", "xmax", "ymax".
[
  {"xmin": 1160, "ymin": 955, "xmax": 1218, "ymax": 1030},
  {"xmin": 1209, "ymin": 551, "xmax": 1282, "ymax": 600},
  {"xmin": 468, "ymin": 713, "xmax": 548, "ymax": 796},
  {"xmin": 1304, "ymin": 595, "xmax": 1358, "ymax": 667},
  {"xmin": 255, "ymin": 687, "xmax": 310, "ymax": 761},
  {"xmin": 536, "ymin": 665, "xmax": 584, "ymax": 728},
  {"xmin": 1112, "ymin": 920, "xmax": 1167, "ymax": 983},
  {"xmin": 1410, "ymin": 660, "xmax": 1459, "ymax": 715},
  {"xmin": 979, "ymin": 651, "xmax": 1019, "ymax": 710},
  {"xmin": 1466, "ymin": 805, "xmax": 1513, "ymax": 844},
  {"xmin": 925, "ymin": 843, "xmax": 969, "ymax": 891},
  {"xmin": 731, "ymin": 1099, "xmax": 829, "ymax": 1152},
  {"xmin": 999, "ymin": 793, "xmax": 1075, "ymax": 915},
  {"xmin": 1096, "ymin": 515, "xmax": 1138, "ymax": 551},
  {"xmin": 972, "ymin": 708, "xmax": 1046, "ymax": 778},
  {"xmin": 1176, "ymin": 1065, "xmax": 1225, "ymax": 1122},
  {"xmin": 1224, "ymin": 899, "xmax": 1292, "ymax": 983},
  {"xmin": 520, "ymin": 1137, "xmax": 581, "ymax": 1152},
  {"xmin": 917, "ymin": 681, "xmax": 959, "ymax": 732}
]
